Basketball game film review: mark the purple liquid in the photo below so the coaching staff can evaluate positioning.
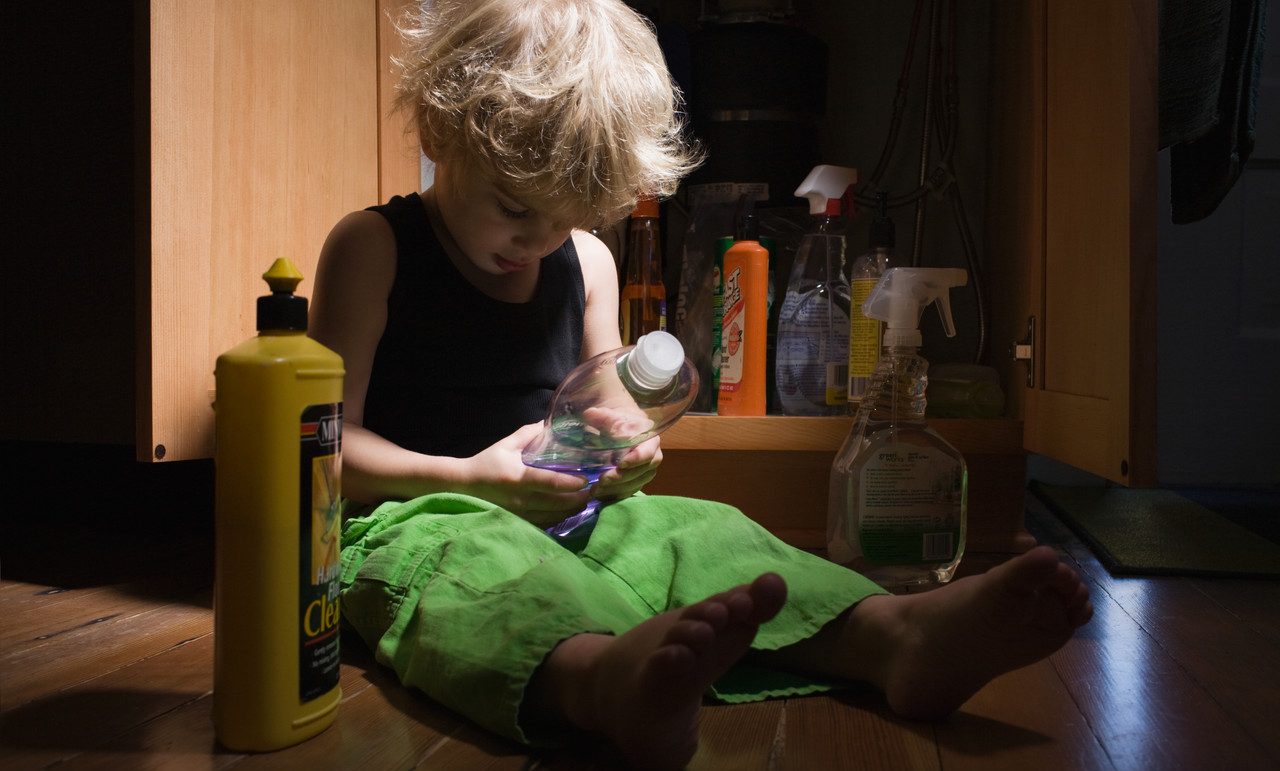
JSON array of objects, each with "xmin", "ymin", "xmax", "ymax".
[{"xmin": 527, "ymin": 461, "xmax": 615, "ymax": 539}]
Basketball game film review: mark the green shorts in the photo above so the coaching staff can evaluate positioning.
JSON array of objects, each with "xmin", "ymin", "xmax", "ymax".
[{"xmin": 339, "ymin": 493, "xmax": 884, "ymax": 746}]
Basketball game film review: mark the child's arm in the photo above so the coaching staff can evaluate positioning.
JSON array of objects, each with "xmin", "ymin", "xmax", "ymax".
[
  {"xmin": 310, "ymin": 211, "xmax": 593, "ymax": 521},
  {"xmin": 571, "ymin": 230, "xmax": 664, "ymax": 501}
]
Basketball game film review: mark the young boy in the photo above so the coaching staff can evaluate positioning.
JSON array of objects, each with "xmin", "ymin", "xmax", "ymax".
[{"xmin": 309, "ymin": 1, "xmax": 1093, "ymax": 768}]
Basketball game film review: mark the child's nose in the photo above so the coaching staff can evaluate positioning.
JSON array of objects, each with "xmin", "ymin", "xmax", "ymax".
[{"xmin": 517, "ymin": 218, "xmax": 571, "ymax": 255}]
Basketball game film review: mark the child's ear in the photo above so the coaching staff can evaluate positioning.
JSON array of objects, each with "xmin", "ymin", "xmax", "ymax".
[{"xmin": 419, "ymin": 136, "xmax": 438, "ymax": 162}]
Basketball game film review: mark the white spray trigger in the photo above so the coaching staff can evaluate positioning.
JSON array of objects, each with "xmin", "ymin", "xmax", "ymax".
[
  {"xmin": 862, "ymin": 268, "xmax": 968, "ymax": 348},
  {"xmin": 935, "ymin": 283, "xmax": 957, "ymax": 338},
  {"xmin": 793, "ymin": 164, "xmax": 859, "ymax": 216}
]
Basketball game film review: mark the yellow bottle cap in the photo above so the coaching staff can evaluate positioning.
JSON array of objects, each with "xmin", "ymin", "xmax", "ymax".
[{"xmin": 263, "ymin": 258, "xmax": 304, "ymax": 294}]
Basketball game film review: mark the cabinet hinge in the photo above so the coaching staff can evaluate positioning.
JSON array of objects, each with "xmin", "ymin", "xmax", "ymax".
[{"xmin": 1010, "ymin": 316, "xmax": 1036, "ymax": 388}]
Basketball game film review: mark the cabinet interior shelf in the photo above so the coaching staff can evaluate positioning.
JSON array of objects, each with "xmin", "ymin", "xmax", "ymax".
[
  {"xmin": 663, "ymin": 415, "xmax": 1023, "ymax": 455},
  {"xmin": 651, "ymin": 415, "xmax": 1030, "ymax": 552}
]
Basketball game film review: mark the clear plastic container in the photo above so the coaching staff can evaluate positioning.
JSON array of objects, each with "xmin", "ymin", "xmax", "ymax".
[
  {"xmin": 826, "ymin": 268, "xmax": 970, "ymax": 592},
  {"xmin": 524, "ymin": 330, "xmax": 699, "ymax": 545},
  {"xmin": 828, "ymin": 346, "xmax": 968, "ymax": 590},
  {"xmin": 775, "ymin": 210, "xmax": 851, "ymax": 415}
]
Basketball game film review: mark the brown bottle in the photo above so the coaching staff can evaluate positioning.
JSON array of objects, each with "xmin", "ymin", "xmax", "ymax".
[{"xmin": 619, "ymin": 197, "xmax": 667, "ymax": 345}]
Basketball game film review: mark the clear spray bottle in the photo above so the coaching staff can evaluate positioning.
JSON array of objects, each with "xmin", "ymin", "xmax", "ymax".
[
  {"xmin": 827, "ymin": 267, "xmax": 969, "ymax": 592},
  {"xmin": 776, "ymin": 164, "xmax": 858, "ymax": 415}
]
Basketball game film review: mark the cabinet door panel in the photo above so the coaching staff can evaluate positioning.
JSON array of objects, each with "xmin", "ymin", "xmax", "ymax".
[
  {"xmin": 1035, "ymin": 0, "xmax": 1158, "ymax": 484},
  {"xmin": 142, "ymin": 0, "xmax": 382, "ymax": 462},
  {"xmin": 990, "ymin": 0, "xmax": 1157, "ymax": 485}
]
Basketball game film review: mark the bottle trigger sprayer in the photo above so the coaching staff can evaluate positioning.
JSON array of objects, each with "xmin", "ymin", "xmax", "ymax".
[
  {"xmin": 827, "ymin": 267, "xmax": 970, "ymax": 592},
  {"xmin": 863, "ymin": 267, "xmax": 968, "ymax": 347},
  {"xmin": 794, "ymin": 164, "xmax": 859, "ymax": 218}
]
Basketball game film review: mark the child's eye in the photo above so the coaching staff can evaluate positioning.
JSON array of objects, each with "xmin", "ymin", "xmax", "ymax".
[{"xmin": 497, "ymin": 199, "xmax": 531, "ymax": 219}]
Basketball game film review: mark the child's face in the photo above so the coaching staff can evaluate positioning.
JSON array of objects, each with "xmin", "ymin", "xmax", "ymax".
[{"xmin": 435, "ymin": 164, "xmax": 575, "ymax": 276}]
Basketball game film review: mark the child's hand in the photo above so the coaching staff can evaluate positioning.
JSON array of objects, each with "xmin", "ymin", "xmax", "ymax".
[
  {"xmin": 460, "ymin": 423, "xmax": 595, "ymax": 527},
  {"xmin": 581, "ymin": 405, "xmax": 655, "ymax": 445},
  {"xmin": 593, "ymin": 435, "xmax": 663, "ymax": 501}
]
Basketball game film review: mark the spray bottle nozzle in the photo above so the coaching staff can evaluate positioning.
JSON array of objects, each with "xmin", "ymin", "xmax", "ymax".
[
  {"xmin": 794, "ymin": 164, "xmax": 859, "ymax": 216},
  {"xmin": 861, "ymin": 267, "xmax": 968, "ymax": 348}
]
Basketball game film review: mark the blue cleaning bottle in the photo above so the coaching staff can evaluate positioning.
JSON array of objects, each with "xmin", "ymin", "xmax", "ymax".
[
  {"xmin": 523, "ymin": 330, "xmax": 699, "ymax": 546},
  {"xmin": 776, "ymin": 164, "xmax": 858, "ymax": 415}
]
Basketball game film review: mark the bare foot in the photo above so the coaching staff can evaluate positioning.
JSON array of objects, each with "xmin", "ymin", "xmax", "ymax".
[
  {"xmin": 540, "ymin": 573, "xmax": 787, "ymax": 769},
  {"xmin": 862, "ymin": 546, "xmax": 1094, "ymax": 718}
]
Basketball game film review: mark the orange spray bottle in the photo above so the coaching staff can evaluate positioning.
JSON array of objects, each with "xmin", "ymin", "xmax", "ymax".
[{"xmin": 717, "ymin": 212, "xmax": 770, "ymax": 416}]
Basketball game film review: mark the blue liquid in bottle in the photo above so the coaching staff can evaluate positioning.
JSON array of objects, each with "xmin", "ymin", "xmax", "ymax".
[{"xmin": 531, "ymin": 460, "xmax": 617, "ymax": 545}]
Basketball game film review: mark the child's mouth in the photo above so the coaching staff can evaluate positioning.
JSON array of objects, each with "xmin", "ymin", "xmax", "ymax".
[{"xmin": 495, "ymin": 256, "xmax": 532, "ymax": 272}]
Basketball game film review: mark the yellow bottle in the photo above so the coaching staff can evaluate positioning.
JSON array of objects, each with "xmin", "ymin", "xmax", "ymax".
[{"xmin": 213, "ymin": 258, "xmax": 344, "ymax": 750}]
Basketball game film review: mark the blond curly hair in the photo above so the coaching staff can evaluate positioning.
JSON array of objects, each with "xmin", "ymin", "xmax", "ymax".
[{"xmin": 394, "ymin": 0, "xmax": 701, "ymax": 228}]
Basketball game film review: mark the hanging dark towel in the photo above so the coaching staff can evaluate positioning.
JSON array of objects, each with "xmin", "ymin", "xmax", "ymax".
[{"xmin": 1159, "ymin": 0, "xmax": 1268, "ymax": 223}]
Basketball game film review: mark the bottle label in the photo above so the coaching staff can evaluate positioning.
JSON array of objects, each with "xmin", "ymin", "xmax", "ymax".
[
  {"xmin": 848, "ymin": 279, "xmax": 881, "ymax": 385},
  {"xmin": 857, "ymin": 442, "xmax": 963, "ymax": 565},
  {"xmin": 711, "ymin": 263, "xmax": 723, "ymax": 387},
  {"xmin": 619, "ymin": 287, "xmax": 667, "ymax": 346},
  {"xmin": 826, "ymin": 362, "xmax": 849, "ymax": 405},
  {"xmin": 299, "ymin": 403, "xmax": 343, "ymax": 702},
  {"xmin": 776, "ymin": 287, "xmax": 850, "ymax": 411},
  {"xmin": 720, "ymin": 265, "xmax": 745, "ymax": 389}
]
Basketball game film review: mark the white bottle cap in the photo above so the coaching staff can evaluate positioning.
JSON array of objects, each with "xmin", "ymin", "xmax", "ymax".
[{"xmin": 627, "ymin": 331, "xmax": 684, "ymax": 391}]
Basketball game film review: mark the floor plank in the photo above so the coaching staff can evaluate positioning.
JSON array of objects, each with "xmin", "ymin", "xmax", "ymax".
[
  {"xmin": 49, "ymin": 691, "xmax": 242, "ymax": 771},
  {"xmin": 1188, "ymin": 577, "xmax": 1280, "ymax": 647},
  {"xmin": 934, "ymin": 658, "xmax": 1111, "ymax": 770},
  {"xmin": 690, "ymin": 700, "xmax": 784, "ymax": 771},
  {"xmin": 775, "ymin": 690, "xmax": 939, "ymax": 770},
  {"xmin": 44, "ymin": 640, "xmax": 408, "ymax": 770},
  {"xmin": 1, "ymin": 591, "xmax": 212, "ymax": 710},
  {"xmin": 1027, "ymin": 495, "xmax": 1279, "ymax": 769},
  {"xmin": 0, "ymin": 634, "xmax": 213, "ymax": 769}
]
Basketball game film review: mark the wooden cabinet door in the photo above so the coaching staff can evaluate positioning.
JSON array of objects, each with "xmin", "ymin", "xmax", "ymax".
[
  {"xmin": 140, "ymin": 0, "xmax": 419, "ymax": 462},
  {"xmin": 988, "ymin": 0, "xmax": 1158, "ymax": 485}
]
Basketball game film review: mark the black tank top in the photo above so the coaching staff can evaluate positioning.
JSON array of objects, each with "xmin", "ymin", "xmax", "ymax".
[{"xmin": 361, "ymin": 193, "xmax": 585, "ymax": 458}]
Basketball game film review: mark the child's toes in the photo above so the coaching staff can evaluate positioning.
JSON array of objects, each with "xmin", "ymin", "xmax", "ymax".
[
  {"xmin": 680, "ymin": 600, "xmax": 730, "ymax": 633},
  {"xmin": 665, "ymin": 618, "xmax": 716, "ymax": 656}
]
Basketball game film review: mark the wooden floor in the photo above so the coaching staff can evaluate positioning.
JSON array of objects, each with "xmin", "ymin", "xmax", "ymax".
[{"xmin": 3, "ymin": 479, "xmax": 1279, "ymax": 769}]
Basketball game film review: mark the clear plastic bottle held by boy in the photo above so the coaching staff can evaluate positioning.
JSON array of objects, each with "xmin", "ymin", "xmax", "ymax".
[
  {"xmin": 827, "ymin": 268, "xmax": 969, "ymax": 592},
  {"xmin": 523, "ymin": 330, "xmax": 699, "ymax": 546}
]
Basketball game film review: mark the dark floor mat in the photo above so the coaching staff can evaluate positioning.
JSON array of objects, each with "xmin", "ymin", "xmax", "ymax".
[{"xmin": 1030, "ymin": 482, "xmax": 1280, "ymax": 578}]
